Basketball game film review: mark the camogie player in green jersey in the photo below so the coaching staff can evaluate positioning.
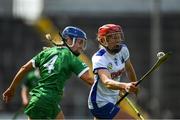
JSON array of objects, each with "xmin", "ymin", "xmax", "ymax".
[{"xmin": 3, "ymin": 26, "xmax": 94, "ymax": 119}]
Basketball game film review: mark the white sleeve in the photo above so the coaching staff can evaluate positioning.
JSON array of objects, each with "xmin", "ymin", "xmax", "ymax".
[
  {"xmin": 92, "ymin": 55, "xmax": 107, "ymax": 74},
  {"xmin": 121, "ymin": 45, "xmax": 130, "ymax": 62},
  {"xmin": 31, "ymin": 59, "xmax": 36, "ymax": 68}
]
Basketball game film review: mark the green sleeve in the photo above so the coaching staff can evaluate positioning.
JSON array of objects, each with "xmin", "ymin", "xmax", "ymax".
[
  {"xmin": 70, "ymin": 55, "xmax": 89, "ymax": 77},
  {"xmin": 32, "ymin": 50, "xmax": 44, "ymax": 68}
]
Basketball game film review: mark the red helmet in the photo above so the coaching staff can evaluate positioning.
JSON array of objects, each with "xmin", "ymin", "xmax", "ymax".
[{"xmin": 97, "ymin": 24, "xmax": 124, "ymax": 40}]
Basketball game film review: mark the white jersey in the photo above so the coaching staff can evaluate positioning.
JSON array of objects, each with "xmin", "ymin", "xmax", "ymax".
[{"xmin": 88, "ymin": 44, "xmax": 130, "ymax": 109}]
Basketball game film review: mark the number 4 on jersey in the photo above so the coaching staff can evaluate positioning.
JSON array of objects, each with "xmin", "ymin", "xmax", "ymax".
[{"xmin": 43, "ymin": 55, "xmax": 58, "ymax": 73}]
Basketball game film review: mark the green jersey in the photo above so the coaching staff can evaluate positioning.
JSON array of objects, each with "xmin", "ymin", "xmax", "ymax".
[
  {"xmin": 23, "ymin": 70, "xmax": 40, "ymax": 91},
  {"xmin": 30, "ymin": 46, "xmax": 89, "ymax": 102}
]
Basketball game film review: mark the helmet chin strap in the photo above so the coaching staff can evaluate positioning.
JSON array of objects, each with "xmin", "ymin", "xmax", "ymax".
[
  {"xmin": 107, "ymin": 44, "xmax": 123, "ymax": 54},
  {"xmin": 63, "ymin": 37, "xmax": 80, "ymax": 56},
  {"xmin": 72, "ymin": 51, "xmax": 80, "ymax": 56},
  {"xmin": 67, "ymin": 45, "xmax": 80, "ymax": 56},
  {"xmin": 99, "ymin": 37, "xmax": 121, "ymax": 54},
  {"xmin": 106, "ymin": 47, "xmax": 120, "ymax": 54}
]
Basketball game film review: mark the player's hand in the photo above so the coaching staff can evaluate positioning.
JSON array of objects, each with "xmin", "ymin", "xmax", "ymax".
[
  {"xmin": 124, "ymin": 82, "xmax": 138, "ymax": 93},
  {"xmin": 3, "ymin": 87, "xmax": 15, "ymax": 103}
]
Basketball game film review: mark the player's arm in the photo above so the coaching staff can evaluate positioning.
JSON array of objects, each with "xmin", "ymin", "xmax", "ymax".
[
  {"xmin": 80, "ymin": 70, "xmax": 94, "ymax": 86},
  {"xmin": 97, "ymin": 69, "xmax": 137, "ymax": 93},
  {"xmin": 125, "ymin": 59, "xmax": 137, "ymax": 82},
  {"xmin": 3, "ymin": 60, "xmax": 33, "ymax": 103},
  {"xmin": 21, "ymin": 85, "xmax": 29, "ymax": 106},
  {"xmin": 125, "ymin": 58, "xmax": 139, "ymax": 95}
]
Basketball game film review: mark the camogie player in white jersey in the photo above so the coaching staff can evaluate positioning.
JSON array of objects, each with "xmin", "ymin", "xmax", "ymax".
[{"xmin": 88, "ymin": 24, "xmax": 138, "ymax": 119}]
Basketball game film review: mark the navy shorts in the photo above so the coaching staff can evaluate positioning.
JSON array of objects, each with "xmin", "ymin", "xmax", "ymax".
[{"xmin": 90, "ymin": 102, "xmax": 120, "ymax": 119}]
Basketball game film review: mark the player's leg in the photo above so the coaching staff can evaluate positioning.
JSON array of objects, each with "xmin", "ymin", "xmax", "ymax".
[{"xmin": 56, "ymin": 111, "xmax": 64, "ymax": 120}]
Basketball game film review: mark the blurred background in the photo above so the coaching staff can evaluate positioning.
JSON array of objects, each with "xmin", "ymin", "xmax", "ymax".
[{"xmin": 0, "ymin": 0, "xmax": 180, "ymax": 119}]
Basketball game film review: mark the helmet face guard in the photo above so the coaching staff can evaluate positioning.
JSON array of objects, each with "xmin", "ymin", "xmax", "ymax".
[
  {"xmin": 79, "ymin": 38, "xmax": 87, "ymax": 50},
  {"xmin": 69, "ymin": 37, "xmax": 87, "ymax": 50},
  {"xmin": 61, "ymin": 26, "xmax": 87, "ymax": 55},
  {"xmin": 105, "ymin": 32, "xmax": 123, "ymax": 43}
]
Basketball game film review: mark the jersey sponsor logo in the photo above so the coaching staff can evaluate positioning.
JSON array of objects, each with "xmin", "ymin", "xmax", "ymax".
[
  {"xmin": 107, "ymin": 63, "xmax": 113, "ymax": 70},
  {"xmin": 111, "ymin": 68, "xmax": 125, "ymax": 79}
]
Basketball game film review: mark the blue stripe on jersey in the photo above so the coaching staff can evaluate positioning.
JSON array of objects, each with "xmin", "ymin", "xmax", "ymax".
[
  {"xmin": 90, "ymin": 77, "xmax": 99, "ymax": 109},
  {"xmin": 96, "ymin": 49, "xmax": 106, "ymax": 56},
  {"xmin": 121, "ymin": 57, "xmax": 124, "ymax": 63},
  {"xmin": 120, "ymin": 44, "xmax": 127, "ymax": 63}
]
